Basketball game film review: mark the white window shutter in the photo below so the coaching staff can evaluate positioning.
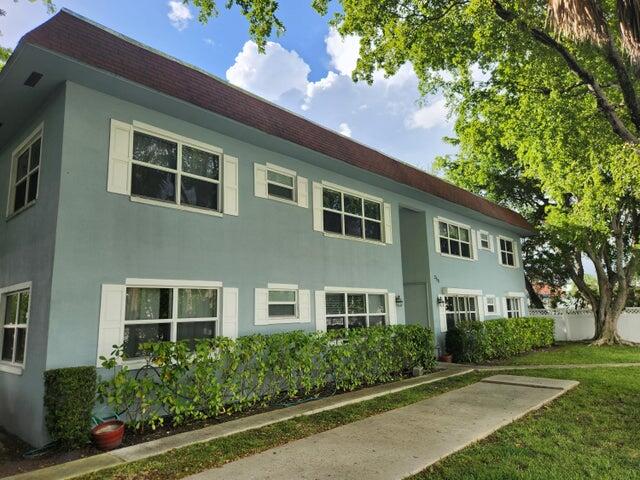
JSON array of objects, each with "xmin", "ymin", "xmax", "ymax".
[
  {"xmin": 514, "ymin": 244, "xmax": 520, "ymax": 268},
  {"xmin": 222, "ymin": 287, "xmax": 239, "ymax": 339},
  {"xmin": 298, "ymin": 289, "xmax": 311, "ymax": 323},
  {"xmin": 383, "ymin": 203, "xmax": 393, "ymax": 244},
  {"xmin": 493, "ymin": 296, "xmax": 501, "ymax": 316},
  {"xmin": 471, "ymin": 229, "xmax": 478, "ymax": 260},
  {"xmin": 489, "ymin": 234, "xmax": 495, "ymax": 253},
  {"xmin": 433, "ymin": 218, "xmax": 441, "ymax": 253},
  {"xmin": 438, "ymin": 295, "xmax": 447, "ymax": 333},
  {"xmin": 297, "ymin": 176, "xmax": 309, "ymax": 208},
  {"xmin": 107, "ymin": 120, "xmax": 132, "ymax": 195},
  {"xmin": 315, "ymin": 290, "xmax": 326, "ymax": 332},
  {"xmin": 501, "ymin": 297, "xmax": 508, "ymax": 318},
  {"xmin": 387, "ymin": 293, "xmax": 397, "ymax": 325},
  {"xmin": 254, "ymin": 163, "xmax": 267, "ymax": 198},
  {"xmin": 312, "ymin": 182, "xmax": 323, "ymax": 232},
  {"xmin": 97, "ymin": 284, "xmax": 126, "ymax": 367},
  {"xmin": 254, "ymin": 288, "xmax": 268, "ymax": 325},
  {"xmin": 223, "ymin": 155, "xmax": 239, "ymax": 216},
  {"xmin": 477, "ymin": 295, "xmax": 485, "ymax": 321}
]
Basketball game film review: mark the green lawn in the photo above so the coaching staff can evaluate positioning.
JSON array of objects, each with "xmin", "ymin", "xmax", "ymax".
[{"xmin": 490, "ymin": 342, "xmax": 640, "ymax": 366}]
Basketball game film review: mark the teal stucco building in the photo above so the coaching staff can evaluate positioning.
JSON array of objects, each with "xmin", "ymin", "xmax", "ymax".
[{"xmin": 0, "ymin": 10, "xmax": 534, "ymax": 447}]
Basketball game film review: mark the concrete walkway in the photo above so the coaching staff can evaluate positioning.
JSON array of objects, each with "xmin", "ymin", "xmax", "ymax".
[
  {"xmin": 187, "ymin": 375, "xmax": 578, "ymax": 480},
  {"xmin": 438, "ymin": 361, "xmax": 640, "ymax": 371}
]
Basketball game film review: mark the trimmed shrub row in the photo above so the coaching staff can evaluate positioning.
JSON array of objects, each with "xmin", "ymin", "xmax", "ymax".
[
  {"xmin": 445, "ymin": 316, "xmax": 554, "ymax": 364},
  {"xmin": 98, "ymin": 325, "xmax": 435, "ymax": 431}
]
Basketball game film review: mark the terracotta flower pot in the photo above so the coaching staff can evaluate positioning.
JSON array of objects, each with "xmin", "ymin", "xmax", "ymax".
[
  {"xmin": 91, "ymin": 420, "xmax": 125, "ymax": 451},
  {"xmin": 439, "ymin": 353, "xmax": 453, "ymax": 363}
]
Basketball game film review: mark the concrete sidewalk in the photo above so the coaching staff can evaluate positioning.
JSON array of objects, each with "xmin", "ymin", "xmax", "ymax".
[{"xmin": 188, "ymin": 375, "xmax": 578, "ymax": 480}]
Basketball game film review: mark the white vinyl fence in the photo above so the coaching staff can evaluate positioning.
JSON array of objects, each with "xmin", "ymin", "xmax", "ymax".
[{"xmin": 529, "ymin": 308, "xmax": 640, "ymax": 343}]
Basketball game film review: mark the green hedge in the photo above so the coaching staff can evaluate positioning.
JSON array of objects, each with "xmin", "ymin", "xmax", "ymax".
[
  {"xmin": 445, "ymin": 317, "xmax": 554, "ymax": 364},
  {"xmin": 44, "ymin": 366, "xmax": 97, "ymax": 448},
  {"xmin": 98, "ymin": 325, "xmax": 434, "ymax": 431}
]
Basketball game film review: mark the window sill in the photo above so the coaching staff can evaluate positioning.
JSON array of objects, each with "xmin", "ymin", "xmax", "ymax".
[
  {"xmin": 256, "ymin": 317, "xmax": 309, "ymax": 325},
  {"xmin": 437, "ymin": 252, "xmax": 477, "ymax": 262},
  {"xmin": 130, "ymin": 196, "xmax": 223, "ymax": 217},
  {"xmin": 499, "ymin": 263, "xmax": 519, "ymax": 269},
  {"xmin": 323, "ymin": 232, "xmax": 386, "ymax": 246},
  {"xmin": 5, "ymin": 201, "xmax": 36, "ymax": 222},
  {"xmin": 0, "ymin": 363, "xmax": 24, "ymax": 375}
]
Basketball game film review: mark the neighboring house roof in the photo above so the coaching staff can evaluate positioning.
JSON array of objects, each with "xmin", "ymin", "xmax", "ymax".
[
  {"xmin": 533, "ymin": 283, "xmax": 563, "ymax": 298},
  {"xmin": 19, "ymin": 9, "xmax": 534, "ymax": 234}
]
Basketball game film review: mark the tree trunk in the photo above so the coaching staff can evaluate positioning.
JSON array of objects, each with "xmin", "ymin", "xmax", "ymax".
[
  {"xmin": 592, "ymin": 308, "xmax": 626, "ymax": 345},
  {"xmin": 525, "ymin": 276, "xmax": 545, "ymax": 309}
]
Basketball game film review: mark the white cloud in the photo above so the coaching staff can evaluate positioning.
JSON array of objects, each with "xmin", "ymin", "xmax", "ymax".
[
  {"xmin": 338, "ymin": 123, "xmax": 352, "ymax": 137},
  {"xmin": 204, "ymin": 38, "xmax": 215, "ymax": 47},
  {"xmin": 225, "ymin": 27, "xmax": 456, "ymax": 169},
  {"xmin": 167, "ymin": 1, "xmax": 193, "ymax": 31},
  {"xmin": 226, "ymin": 41, "xmax": 310, "ymax": 102}
]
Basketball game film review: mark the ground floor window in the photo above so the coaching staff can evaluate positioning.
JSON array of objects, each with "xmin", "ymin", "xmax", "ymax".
[
  {"xmin": 506, "ymin": 297, "xmax": 522, "ymax": 318},
  {"xmin": 444, "ymin": 295, "xmax": 478, "ymax": 330},
  {"xmin": 325, "ymin": 292, "xmax": 387, "ymax": 330},
  {"xmin": 268, "ymin": 289, "xmax": 298, "ymax": 319},
  {"xmin": 124, "ymin": 286, "xmax": 218, "ymax": 358},
  {"xmin": 1, "ymin": 286, "xmax": 30, "ymax": 368}
]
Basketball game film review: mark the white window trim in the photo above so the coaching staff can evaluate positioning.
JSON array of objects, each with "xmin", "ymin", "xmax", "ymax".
[
  {"xmin": 442, "ymin": 287, "xmax": 483, "ymax": 296},
  {"xmin": 126, "ymin": 278, "xmax": 223, "ymax": 288},
  {"xmin": 507, "ymin": 291, "xmax": 527, "ymax": 298},
  {"xmin": 265, "ymin": 163, "xmax": 298, "ymax": 205},
  {"xmin": 319, "ymin": 181, "xmax": 388, "ymax": 245},
  {"xmin": 6, "ymin": 124, "xmax": 44, "ymax": 219},
  {"xmin": 129, "ymin": 121, "xmax": 224, "ymax": 217},
  {"xmin": 0, "ymin": 281, "xmax": 32, "ymax": 375},
  {"xmin": 434, "ymin": 216, "xmax": 478, "ymax": 262},
  {"xmin": 324, "ymin": 286, "xmax": 388, "ymax": 294},
  {"xmin": 323, "ymin": 288, "xmax": 390, "ymax": 330},
  {"xmin": 497, "ymin": 235, "xmax": 519, "ymax": 268},
  {"xmin": 267, "ymin": 287, "xmax": 299, "ymax": 323},
  {"xmin": 478, "ymin": 230, "xmax": 494, "ymax": 252},
  {"xmin": 484, "ymin": 294, "xmax": 497, "ymax": 315}
]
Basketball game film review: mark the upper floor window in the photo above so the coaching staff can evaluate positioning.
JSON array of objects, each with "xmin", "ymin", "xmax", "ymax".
[
  {"xmin": 498, "ymin": 236, "xmax": 517, "ymax": 267},
  {"xmin": 123, "ymin": 286, "xmax": 218, "ymax": 358},
  {"xmin": 7, "ymin": 126, "xmax": 42, "ymax": 217},
  {"xmin": 505, "ymin": 297, "xmax": 522, "ymax": 318},
  {"xmin": 444, "ymin": 295, "xmax": 478, "ymax": 330},
  {"xmin": 437, "ymin": 219, "xmax": 473, "ymax": 259},
  {"xmin": 267, "ymin": 169, "xmax": 295, "ymax": 202},
  {"xmin": 1, "ymin": 285, "xmax": 30, "ymax": 370},
  {"xmin": 322, "ymin": 188, "xmax": 383, "ymax": 242},
  {"xmin": 478, "ymin": 231, "xmax": 493, "ymax": 251},
  {"xmin": 131, "ymin": 131, "xmax": 220, "ymax": 212},
  {"xmin": 325, "ymin": 292, "xmax": 387, "ymax": 330}
]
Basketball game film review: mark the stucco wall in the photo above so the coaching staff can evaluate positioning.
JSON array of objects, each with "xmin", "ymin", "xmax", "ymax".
[{"xmin": 0, "ymin": 87, "xmax": 65, "ymax": 446}]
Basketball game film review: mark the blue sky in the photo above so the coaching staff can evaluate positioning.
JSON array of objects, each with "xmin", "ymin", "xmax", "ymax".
[{"xmin": 2, "ymin": 0, "xmax": 457, "ymax": 171}]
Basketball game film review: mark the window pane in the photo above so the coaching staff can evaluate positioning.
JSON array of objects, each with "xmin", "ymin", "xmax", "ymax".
[
  {"xmin": 13, "ymin": 180, "xmax": 27, "ymax": 212},
  {"xmin": 450, "ymin": 240, "xmax": 460, "ymax": 256},
  {"xmin": 267, "ymin": 170, "xmax": 294, "ymax": 187},
  {"xmin": 2, "ymin": 329, "xmax": 14, "ymax": 362},
  {"xmin": 347, "ymin": 294, "xmax": 366, "ymax": 314},
  {"xmin": 176, "ymin": 321, "xmax": 216, "ymax": 350},
  {"xmin": 17, "ymin": 292, "xmax": 29, "ymax": 324},
  {"xmin": 16, "ymin": 150, "xmax": 29, "ymax": 180},
  {"xmin": 369, "ymin": 315, "xmax": 386, "ymax": 327},
  {"xmin": 123, "ymin": 323, "xmax": 171, "ymax": 358},
  {"xmin": 178, "ymin": 289, "xmax": 217, "ymax": 318},
  {"xmin": 445, "ymin": 297, "xmax": 454, "ymax": 312},
  {"xmin": 460, "ymin": 243, "xmax": 470, "ymax": 258},
  {"xmin": 501, "ymin": 252, "xmax": 508, "ymax": 265},
  {"xmin": 182, "ymin": 146, "xmax": 219, "ymax": 180},
  {"xmin": 344, "ymin": 215, "xmax": 363, "ymax": 238},
  {"xmin": 449, "ymin": 225, "xmax": 459, "ymax": 240},
  {"xmin": 500, "ymin": 239, "xmax": 506, "ymax": 251},
  {"xmin": 343, "ymin": 194, "xmax": 362, "ymax": 215},
  {"xmin": 133, "ymin": 132, "xmax": 177, "ymax": 168},
  {"xmin": 348, "ymin": 316, "xmax": 367, "ymax": 329},
  {"xmin": 131, "ymin": 164, "xmax": 176, "ymax": 202},
  {"xmin": 27, "ymin": 171, "xmax": 38, "ymax": 204},
  {"xmin": 460, "ymin": 228, "xmax": 470, "ymax": 242},
  {"xmin": 15, "ymin": 329, "xmax": 26, "ymax": 364},
  {"xmin": 504, "ymin": 241, "xmax": 513, "ymax": 253},
  {"xmin": 368, "ymin": 294, "xmax": 386, "ymax": 314},
  {"xmin": 326, "ymin": 294, "xmax": 345, "ymax": 315},
  {"xmin": 326, "ymin": 317, "xmax": 345, "ymax": 330},
  {"xmin": 446, "ymin": 314, "xmax": 456, "ymax": 330},
  {"xmin": 323, "ymin": 189, "xmax": 341, "ymax": 210},
  {"xmin": 364, "ymin": 220, "xmax": 382, "ymax": 241},
  {"xmin": 268, "ymin": 304, "xmax": 296, "ymax": 317},
  {"xmin": 29, "ymin": 139, "xmax": 41, "ymax": 169},
  {"xmin": 269, "ymin": 290, "xmax": 296, "ymax": 302},
  {"xmin": 438, "ymin": 221, "xmax": 448, "ymax": 237},
  {"xmin": 440, "ymin": 238, "xmax": 450, "ymax": 254},
  {"xmin": 323, "ymin": 210, "xmax": 342, "ymax": 234},
  {"xmin": 126, "ymin": 288, "xmax": 172, "ymax": 320},
  {"xmin": 4, "ymin": 295, "xmax": 18, "ymax": 325},
  {"xmin": 181, "ymin": 176, "xmax": 219, "ymax": 211},
  {"xmin": 468, "ymin": 297, "xmax": 476, "ymax": 311},
  {"xmin": 267, "ymin": 183, "xmax": 294, "ymax": 201},
  {"xmin": 364, "ymin": 200, "xmax": 380, "ymax": 220}
]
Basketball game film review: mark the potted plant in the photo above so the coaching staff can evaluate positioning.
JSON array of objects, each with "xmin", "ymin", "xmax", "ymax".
[
  {"xmin": 91, "ymin": 420, "xmax": 125, "ymax": 451},
  {"xmin": 438, "ymin": 353, "xmax": 453, "ymax": 363}
]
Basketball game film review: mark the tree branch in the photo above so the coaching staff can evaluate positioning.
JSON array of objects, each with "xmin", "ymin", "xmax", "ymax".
[{"xmin": 602, "ymin": 39, "xmax": 640, "ymax": 134}]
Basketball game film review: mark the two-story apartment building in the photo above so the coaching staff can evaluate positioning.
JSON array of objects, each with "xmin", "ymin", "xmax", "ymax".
[{"xmin": 0, "ymin": 10, "xmax": 534, "ymax": 447}]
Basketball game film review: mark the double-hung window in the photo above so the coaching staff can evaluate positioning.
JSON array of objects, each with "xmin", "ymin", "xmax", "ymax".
[
  {"xmin": 268, "ymin": 289, "xmax": 297, "ymax": 319},
  {"xmin": 1, "ymin": 286, "xmax": 30, "ymax": 370},
  {"xmin": 444, "ymin": 295, "xmax": 477, "ymax": 330},
  {"xmin": 498, "ymin": 236, "xmax": 517, "ymax": 267},
  {"xmin": 131, "ymin": 130, "xmax": 221, "ymax": 212},
  {"xmin": 485, "ymin": 295, "xmax": 496, "ymax": 315},
  {"xmin": 505, "ymin": 297, "xmax": 522, "ymax": 318},
  {"xmin": 324, "ymin": 292, "xmax": 387, "ymax": 330},
  {"xmin": 123, "ymin": 286, "xmax": 218, "ymax": 358},
  {"xmin": 8, "ymin": 127, "xmax": 42, "ymax": 217},
  {"xmin": 322, "ymin": 188, "xmax": 383, "ymax": 242},
  {"xmin": 437, "ymin": 219, "xmax": 473, "ymax": 259},
  {"xmin": 267, "ymin": 169, "xmax": 296, "ymax": 202}
]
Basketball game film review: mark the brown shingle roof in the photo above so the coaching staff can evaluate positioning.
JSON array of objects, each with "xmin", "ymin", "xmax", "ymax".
[{"xmin": 21, "ymin": 10, "xmax": 533, "ymax": 233}]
